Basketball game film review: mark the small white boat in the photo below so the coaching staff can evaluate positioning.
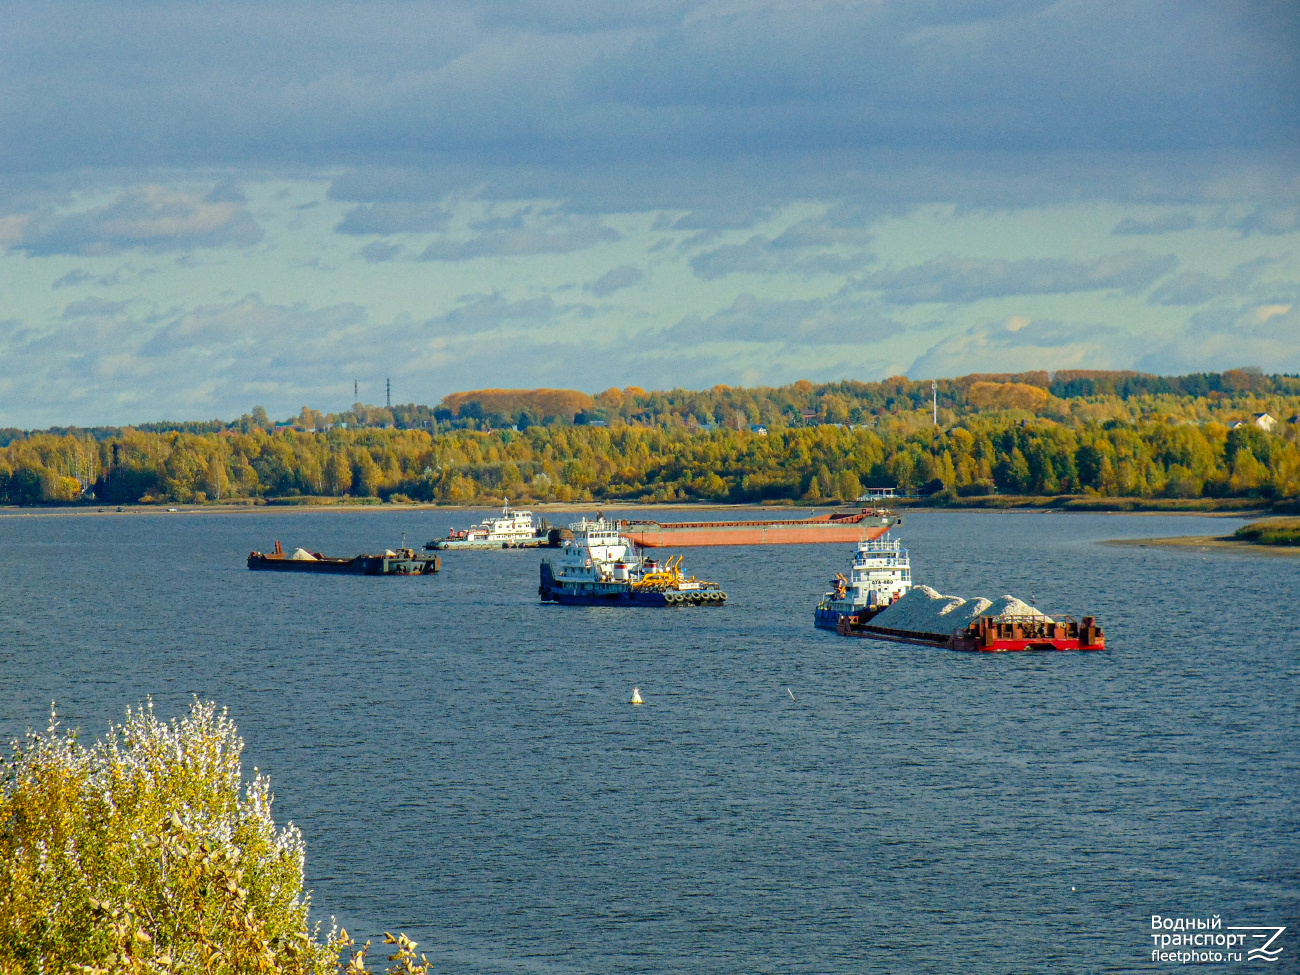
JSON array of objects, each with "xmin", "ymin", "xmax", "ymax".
[{"xmin": 426, "ymin": 502, "xmax": 555, "ymax": 550}]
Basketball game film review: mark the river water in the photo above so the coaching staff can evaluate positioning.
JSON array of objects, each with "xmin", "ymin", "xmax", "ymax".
[{"xmin": 1, "ymin": 507, "xmax": 1296, "ymax": 973}]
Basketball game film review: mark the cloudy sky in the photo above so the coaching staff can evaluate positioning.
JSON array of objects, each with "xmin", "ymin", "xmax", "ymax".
[{"xmin": 1, "ymin": 0, "xmax": 1297, "ymax": 427}]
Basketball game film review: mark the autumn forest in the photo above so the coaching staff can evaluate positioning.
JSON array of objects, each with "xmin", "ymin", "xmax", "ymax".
[{"xmin": 3, "ymin": 370, "xmax": 1300, "ymax": 509}]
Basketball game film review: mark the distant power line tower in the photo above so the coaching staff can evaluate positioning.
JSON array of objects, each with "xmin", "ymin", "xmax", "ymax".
[
  {"xmin": 354, "ymin": 379, "xmax": 358, "ymax": 401},
  {"xmin": 386, "ymin": 378, "xmax": 391, "ymax": 409}
]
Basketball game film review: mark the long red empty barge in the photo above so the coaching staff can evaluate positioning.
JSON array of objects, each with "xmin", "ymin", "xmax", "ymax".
[
  {"xmin": 837, "ymin": 612, "xmax": 1105, "ymax": 652},
  {"xmin": 619, "ymin": 507, "xmax": 899, "ymax": 547}
]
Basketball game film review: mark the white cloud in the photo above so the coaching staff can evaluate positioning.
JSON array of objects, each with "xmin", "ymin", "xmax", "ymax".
[
  {"xmin": 2, "ymin": 173, "xmax": 1298, "ymax": 428},
  {"xmin": 667, "ymin": 292, "xmax": 901, "ymax": 346},
  {"xmin": 907, "ymin": 318, "xmax": 1139, "ymax": 379},
  {"xmin": 586, "ymin": 265, "xmax": 644, "ymax": 297},
  {"xmin": 417, "ymin": 216, "xmax": 620, "ymax": 261},
  {"xmin": 1255, "ymin": 304, "xmax": 1292, "ymax": 325},
  {"xmin": 862, "ymin": 250, "xmax": 1178, "ymax": 304},
  {"xmin": 1137, "ymin": 302, "xmax": 1300, "ymax": 374},
  {"xmin": 1112, "ymin": 212, "xmax": 1197, "ymax": 235},
  {"xmin": 10, "ymin": 185, "xmax": 263, "ymax": 256}
]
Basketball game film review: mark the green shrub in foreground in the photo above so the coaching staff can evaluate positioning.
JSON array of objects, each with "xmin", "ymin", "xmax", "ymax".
[{"xmin": 0, "ymin": 700, "xmax": 428, "ymax": 975}]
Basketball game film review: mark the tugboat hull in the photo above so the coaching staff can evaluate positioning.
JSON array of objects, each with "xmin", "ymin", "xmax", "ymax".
[
  {"xmin": 542, "ymin": 587, "xmax": 672, "ymax": 606},
  {"xmin": 427, "ymin": 537, "xmax": 555, "ymax": 550},
  {"xmin": 539, "ymin": 563, "xmax": 724, "ymax": 606},
  {"xmin": 814, "ymin": 603, "xmax": 884, "ymax": 630}
]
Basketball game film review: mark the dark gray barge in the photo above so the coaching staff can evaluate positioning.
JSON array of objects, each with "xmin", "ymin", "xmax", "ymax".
[{"xmin": 248, "ymin": 540, "xmax": 440, "ymax": 575}]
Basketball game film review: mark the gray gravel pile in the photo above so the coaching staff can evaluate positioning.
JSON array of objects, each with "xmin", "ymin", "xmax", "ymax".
[{"xmin": 870, "ymin": 586, "xmax": 1051, "ymax": 635}]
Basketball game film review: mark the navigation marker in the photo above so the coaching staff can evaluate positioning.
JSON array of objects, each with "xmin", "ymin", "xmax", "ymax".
[{"xmin": 631, "ymin": 687, "xmax": 643, "ymax": 705}]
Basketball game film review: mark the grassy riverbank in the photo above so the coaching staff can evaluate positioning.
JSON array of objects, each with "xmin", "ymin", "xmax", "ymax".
[
  {"xmin": 1233, "ymin": 517, "xmax": 1300, "ymax": 546},
  {"xmin": 1103, "ymin": 516, "xmax": 1300, "ymax": 556}
]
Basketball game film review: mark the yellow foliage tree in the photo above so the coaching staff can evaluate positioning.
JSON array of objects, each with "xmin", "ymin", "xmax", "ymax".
[
  {"xmin": 0, "ymin": 700, "xmax": 431, "ymax": 975},
  {"xmin": 967, "ymin": 382, "xmax": 1049, "ymax": 413},
  {"xmin": 439, "ymin": 389, "xmax": 594, "ymax": 421}
]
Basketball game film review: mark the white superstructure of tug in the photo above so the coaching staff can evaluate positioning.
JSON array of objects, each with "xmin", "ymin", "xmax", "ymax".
[
  {"xmin": 550, "ymin": 516, "xmax": 643, "ymax": 583},
  {"xmin": 814, "ymin": 533, "xmax": 912, "ymax": 629},
  {"xmin": 539, "ymin": 516, "xmax": 726, "ymax": 606},
  {"xmin": 426, "ymin": 502, "xmax": 556, "ymax": 550},
  {"xmin": 461, "ymin": 502, "xmax": 539, "ymax": 543}
]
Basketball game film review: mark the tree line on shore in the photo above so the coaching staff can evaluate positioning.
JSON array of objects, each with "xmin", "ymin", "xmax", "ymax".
[{"xmin": 2, "ymin": 370, "xmax": 1299, "ymax": 506}]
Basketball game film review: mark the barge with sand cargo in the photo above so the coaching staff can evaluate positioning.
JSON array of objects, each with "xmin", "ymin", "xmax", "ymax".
[
  {"xmin": 813, "ymin": 531, "xmax": 1104, "ymax": 652},
  {"xmin": 835, "ymin": 585, "xmax": 1104, "ymax": 652},
  {"xmin": 248, "ymin": 540, "xmax": 440, "ymax": 575}
]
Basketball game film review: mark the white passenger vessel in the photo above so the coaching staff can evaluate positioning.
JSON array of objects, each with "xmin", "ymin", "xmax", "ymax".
[
  {"xmin": 540, "ymin": 516, "xmax": 726, "ymax": 606},
  {"xmin": 426, "ymin": 502, "xmax": 555, "ymax": 550},
  {"xmin": 814, "ymin": 533, "xmax": 912, "ymax": 630}
]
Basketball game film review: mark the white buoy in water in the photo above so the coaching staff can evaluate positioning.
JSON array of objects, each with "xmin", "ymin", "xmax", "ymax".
[{"xmin": 631, "ymin": 687, "xmax": 643, "ymax": 705}]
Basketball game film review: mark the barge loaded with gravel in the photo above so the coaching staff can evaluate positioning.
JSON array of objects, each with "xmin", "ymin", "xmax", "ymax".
[
  {"xmin": 248, "ymin": 540, "xmax": 440, "ymax": 575},
  {"xmin": 835, "ymin": 584, "xmax": 1104, "ymax": 652}
]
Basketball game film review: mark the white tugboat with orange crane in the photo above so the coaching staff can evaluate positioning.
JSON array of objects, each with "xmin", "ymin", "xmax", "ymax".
[
  {"xmin": 814, "ymin": 532, "xmax": 913, "ymax": 630},
  {"xmin": 540, "ymin": 516, "xmax": 727, "ymax": 606}
]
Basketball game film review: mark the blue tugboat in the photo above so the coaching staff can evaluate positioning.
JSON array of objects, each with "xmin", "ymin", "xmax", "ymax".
[
  {"xmin": 539, "ymin": 516, "xmax": 727, "ymax": 606},
  {"xmin": 813, "ymin": 533, "xmax": 912, "ymax": 630}
]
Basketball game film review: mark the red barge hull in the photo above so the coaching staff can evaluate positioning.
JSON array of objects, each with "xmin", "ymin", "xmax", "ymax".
[
  {"xmin": 837, "ymin": 614, "xmax": 1105, "ymax": 652},
  {"xmin": 620, "ymin": 508, "xmax": 897, "ymax": 548}
]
